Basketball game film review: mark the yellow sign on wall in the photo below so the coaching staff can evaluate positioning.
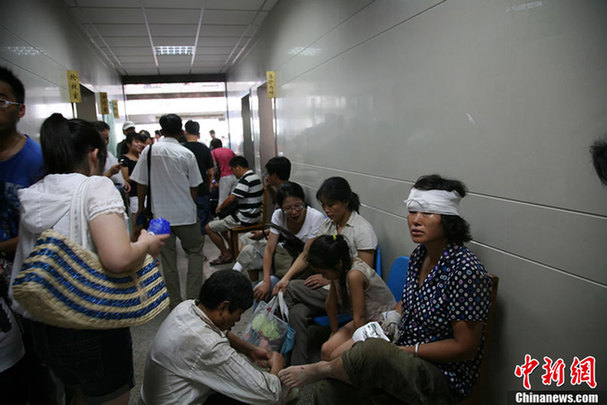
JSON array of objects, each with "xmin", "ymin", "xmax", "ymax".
[
  {"xmin": 67, "ymin": 70, "xmax": 81, "ymax": 103},
  {"xmin": 99, "ymin": 92, "xmax": 109, "ymax": 115},
  {"xmin": 266, "ymin": 71, "xmax": 276, "ymax": 98},
  {"xmin": 111, "ymin": 100, "xmax": 119, "ymax": 118}
]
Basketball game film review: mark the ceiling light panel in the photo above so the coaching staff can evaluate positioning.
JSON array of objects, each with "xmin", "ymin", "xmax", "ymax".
[{"xmin": 154, "ymin": 46, "xmax": 194, "ymax": 56}]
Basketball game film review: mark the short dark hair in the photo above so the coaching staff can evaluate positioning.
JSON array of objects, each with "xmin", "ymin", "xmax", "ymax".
[
  {"xmin": 306, "ymin": 235, "xmax": 352, "ymax": 306},
  {"xmin": 210, "ymin": 129, "xmax": 215, "ymax": 134},
  {"xmin": 185, "ymin": 120, "xmax": 200, "ymax": 135},
  {"xmin": 40, "ymin": 113, "xmax": 107, "ymax": 175},
  {"xmin": 316, "ymin": 177, "xmax": 361, "ymax": 212},
  {"xmin": 198, "ymin": 270, "xmax": 253, "ymax": 312},
  {"xmin": 229, "ymin": 155, "xmax": 249, "ymax": 169},
  {"xmin": 93, "ymin": 121, "xmax": 110, "ymax": 132},
  {"xmin": 412, "ymin": 174, "xmax": 472, "ymax": 244},
  {"xmin": 275, "ymin": 181, "xmax": 306, "ymax": 207},
  {"xmin": 159, "ymin": 114, "xmax": 182, "ymax": 136},
  {"xmin": 0, "ymin": 66, "xmax": 25, "ymax": 104},
  {"xmin": 126, "ymin": 132, "xmax": 147, "ymax": 145},
  {"xmin": 210, "ymin": 138, "xmax": 222, "ymax": 149},
  {"xmin": 265, "ymin": 156, "xmax": 291, "ymax": 181},
  {"xmin": 590, "ymin": 138, "xmax": 607, "ymax": 185}
]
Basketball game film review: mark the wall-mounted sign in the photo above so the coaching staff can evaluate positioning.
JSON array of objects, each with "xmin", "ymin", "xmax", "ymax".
[
  {"xmin": 111, "ymin": 100, "xmax": 119, "ymax": 118},
  {"xmin": 67, "ymin": 70, "xmax": 81, "ymax": 103},
  {"xmin": 99, "ymin": 92, "xmax": 109, "ymax": 115},
  {"xmin": 266, "ymin": 71, "xmax": 276, "ymax": 98}
]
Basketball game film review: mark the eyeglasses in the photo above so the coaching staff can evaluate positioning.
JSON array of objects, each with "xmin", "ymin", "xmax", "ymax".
[
  {"xmin": 0, "ymin": 98, "xmax": 22, "ymax": 109},
  {"xmin": 282, "ymin": 202, "xmax": 305, "ymax": 214}
]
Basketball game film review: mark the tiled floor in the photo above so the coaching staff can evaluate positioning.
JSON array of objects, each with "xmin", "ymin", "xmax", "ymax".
[{"xmin": 128, "ymin": 237, "xmax": 321, "ymax": 405}]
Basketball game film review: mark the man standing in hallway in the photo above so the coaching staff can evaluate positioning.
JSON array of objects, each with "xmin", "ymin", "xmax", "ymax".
[
  {"xmin": 0, "ymin": 66, "xmax": 60, "ymax": 404},
  {"xmin": 116, "ymin": 120, "xmax": 136, "ymax": 156},
  {"xmin": 131, "ymin": 114, "xmax": 204, "ymax": 308},
  {"xmin": 210, "ymin": 138, "xmax": 237, "ymax": 206},
  {"xmin": 183, "ymin": 120, "xmax": 215, "ymax": 243},
  {"xmin": 208, "ymin": 129, "xmax": 216, "ymax": 149}
]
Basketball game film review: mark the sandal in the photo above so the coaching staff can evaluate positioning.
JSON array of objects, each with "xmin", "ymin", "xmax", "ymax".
[{"xmin": 209, "ymin": 256, "xmax": 233, "ymax": 266}]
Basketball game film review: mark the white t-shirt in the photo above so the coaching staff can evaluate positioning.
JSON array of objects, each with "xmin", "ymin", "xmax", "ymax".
[
  {"xmin": 269, "ymin": 206, "xmax": 325, "ymax": 244},
  {"xmin": 11, "ymin": 174, "xmax": 127, "ymax": 318}
]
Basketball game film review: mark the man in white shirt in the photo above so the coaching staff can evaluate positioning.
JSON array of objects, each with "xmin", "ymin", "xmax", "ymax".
[
  {"xmin": 131, "ymin": 114, "xmax": 204, "ymax": 308},
  {"xmin": 139, "ymin": 269, "xmax": 285, "ymax": 405}
]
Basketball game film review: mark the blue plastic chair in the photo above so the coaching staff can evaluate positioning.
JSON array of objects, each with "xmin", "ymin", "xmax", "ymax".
[{"xmin": 386, "ymin": 256, "xmax": 409, "ymax": 301}]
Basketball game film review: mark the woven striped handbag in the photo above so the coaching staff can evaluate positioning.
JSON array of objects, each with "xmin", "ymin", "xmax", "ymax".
[{"xmin": 12, "ymin": 178, "xmax": 169, "ymax": 329}]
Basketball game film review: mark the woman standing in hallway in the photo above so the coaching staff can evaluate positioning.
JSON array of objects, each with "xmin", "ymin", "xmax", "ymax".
[
  {"xmin": 120, "ymin": 131, "xmax": 146, "ymax": 241},
  {"xmin": 10, "ymin": 114, "xmax": 168, "ymax": 405}
]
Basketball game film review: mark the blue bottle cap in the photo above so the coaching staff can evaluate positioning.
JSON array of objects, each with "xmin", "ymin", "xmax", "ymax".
[{"xmin": 148, "ymin": 218, "xmax": 171, "ymax": 235}]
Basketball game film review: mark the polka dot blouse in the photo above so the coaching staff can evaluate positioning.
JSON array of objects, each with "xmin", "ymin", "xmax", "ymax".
[{"xmin": 395, "ymin": 243, "xmax": 492, "ymax": 398}]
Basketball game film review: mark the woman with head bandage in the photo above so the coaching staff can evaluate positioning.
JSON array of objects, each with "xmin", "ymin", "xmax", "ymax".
[{"xmin": 278, "ymin": 174, "xmax": 493, "ymax": 405}]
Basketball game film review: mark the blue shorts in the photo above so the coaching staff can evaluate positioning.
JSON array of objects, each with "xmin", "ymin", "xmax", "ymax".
[
  {"xmin": 196, "ymin": 194, "xmax": 211, "ymax": 235},
  {"xmin": 29, "ymin": 321, "xmax": 134, "ymax": 404}
]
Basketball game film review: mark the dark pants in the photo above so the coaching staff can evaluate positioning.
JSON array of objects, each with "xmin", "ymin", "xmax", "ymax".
[
  {"xmin": 314, "ymin": 339, "xmax": 462, "ymax": 405},
  {"xmin": 196, "ymin": 194, "xmax": 211, "ymax": 235},
  {"xmin": 0, "ymin": 356, "xmax": 28, "ymax": 405},
  {"xmin": 29, "ymin": 321, "xmax": 134, "ymax": 404},
  {"xmin": 19, "ymin": 317, "xmax": 63, "ymax": 404},
  {"xmin": 205, "ymin": 392, "xmax": 248, "ymax": 405}
]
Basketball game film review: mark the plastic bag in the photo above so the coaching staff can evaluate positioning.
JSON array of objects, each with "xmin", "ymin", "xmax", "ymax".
[
  {"xmin": 378, "ymin": 310, "xmax": 402, "ymax": 341},
  {"xmin": 352, "ymin": 321, "xmax": 390, "ymax": 343},
  {"xmin": 242, "ymin": 291, "xmax": 295, "ymax": 354}
]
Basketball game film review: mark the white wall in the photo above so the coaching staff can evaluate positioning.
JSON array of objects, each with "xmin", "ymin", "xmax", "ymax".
[
  {"xmin": 227, "ymin": 0, "xmax": 607, "ymax": 402},
  {"xmin": 1, "ymin": 0, "xmax": 123, "ymax": 142}
]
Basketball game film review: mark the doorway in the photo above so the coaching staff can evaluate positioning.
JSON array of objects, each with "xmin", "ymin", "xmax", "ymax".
[
  {"xmin": 256, "ymin": 84, "xmax": 276, "ymax": 171},
  {"xmin": 241, "ymin": 95, "xmax": 255, "ymax": 169}
]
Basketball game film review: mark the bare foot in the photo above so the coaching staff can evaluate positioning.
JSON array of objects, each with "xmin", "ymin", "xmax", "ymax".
[{"xmin": 279, "ymin": 364, "xmax": 322, "ymax": 387}]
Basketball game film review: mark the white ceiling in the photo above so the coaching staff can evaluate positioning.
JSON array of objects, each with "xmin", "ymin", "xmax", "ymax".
[{"xmin": 63, "ymin": 0, "xmax": 279, "ymax": 78}]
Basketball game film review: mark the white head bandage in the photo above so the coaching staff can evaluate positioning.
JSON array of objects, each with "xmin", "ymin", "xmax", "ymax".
[{"xmin": 404, "ymin": 188, "xmax": 462, "ymax": 216}]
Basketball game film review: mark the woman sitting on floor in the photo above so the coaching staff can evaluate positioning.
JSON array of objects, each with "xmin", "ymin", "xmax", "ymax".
[{"xmin": 278, "ymin": 174, "xmax": 493, "ymax": 405}]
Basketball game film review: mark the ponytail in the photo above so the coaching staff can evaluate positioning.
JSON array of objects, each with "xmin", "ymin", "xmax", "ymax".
[{"xmin": 40, "ymin": 113, "xmax": 106, "ymax": 175}]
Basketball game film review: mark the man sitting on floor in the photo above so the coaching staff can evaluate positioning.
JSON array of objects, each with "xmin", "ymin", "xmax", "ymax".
[
  {"xmin": 206, "ymin": 156, "xmax": 263, "ymax": 265},
  {"xmin": 139, "ymin": 270, "xmax": 285, "ymax": 405}
]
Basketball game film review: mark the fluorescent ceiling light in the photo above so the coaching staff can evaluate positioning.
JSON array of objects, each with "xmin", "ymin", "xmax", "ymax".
[{"xmin": 154, "ymin": 46, "xmax": 193, "ymax": 56}]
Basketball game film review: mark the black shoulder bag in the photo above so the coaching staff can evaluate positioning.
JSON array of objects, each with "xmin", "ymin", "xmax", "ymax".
[{"xmin": 138, "ymin": 145, "xmax": 153, "ymax": 228}]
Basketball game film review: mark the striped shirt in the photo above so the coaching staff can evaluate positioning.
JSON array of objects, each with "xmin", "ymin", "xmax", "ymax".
[{"xmin": 231, "ymin": 170, "xmax": 263, "ymax": 225}]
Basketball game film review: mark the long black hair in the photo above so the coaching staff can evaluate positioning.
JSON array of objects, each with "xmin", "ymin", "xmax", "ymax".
[
  {"xmin": 412, "ymin": 174, "xmax": 472, "ymax": 244},
  {"xmin": 316, "ymin": 177, "xmax": 360, "ymax": 212},
  {"xmin": 40, "ymin": 113, "xmax": 107, "ymax": 175},
  {"xmin": 306, "ymin": 234, "xmax": 353, "ymax": 307}
]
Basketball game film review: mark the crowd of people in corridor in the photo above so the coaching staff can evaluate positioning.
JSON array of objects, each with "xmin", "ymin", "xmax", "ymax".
[{"xmin": 1, "ymin": 64, "xmax": 509, "ymax": 405}]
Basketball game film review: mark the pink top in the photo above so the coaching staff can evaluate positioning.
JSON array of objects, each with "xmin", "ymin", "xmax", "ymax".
[{"xmin": 211, "ymin": 147, "xmax": 236, "ymax": 177}]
